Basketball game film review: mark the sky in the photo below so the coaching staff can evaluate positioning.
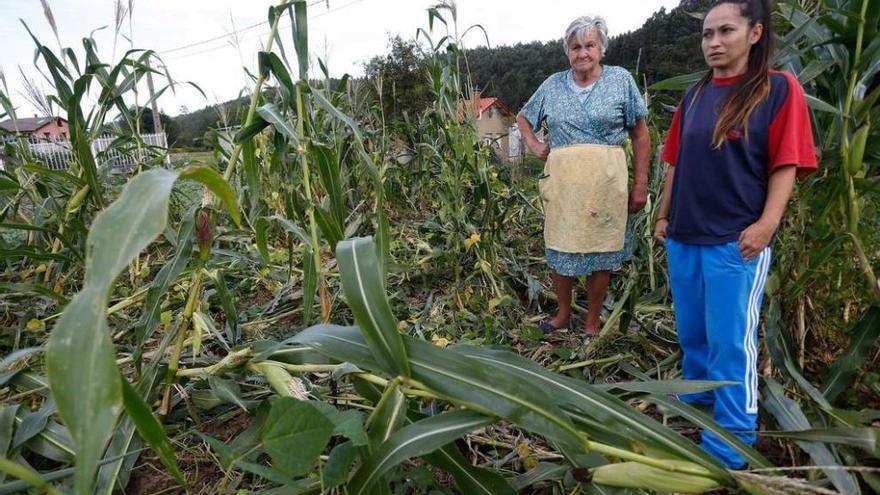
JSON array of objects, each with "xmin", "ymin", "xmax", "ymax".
[{"xmin": 0, "ymin": 0, "xmax": 681, "ymax": 118}]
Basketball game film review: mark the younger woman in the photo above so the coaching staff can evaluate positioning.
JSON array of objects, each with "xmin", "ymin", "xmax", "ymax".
[{"xmin": 654, "ymin": 0, "xmax": 817, "ymax": 469}]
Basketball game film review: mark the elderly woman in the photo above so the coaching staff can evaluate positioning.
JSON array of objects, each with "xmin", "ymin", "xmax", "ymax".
[{"xmin": 516, "ymin": 15, "xmax": 651, "ymax": 337}]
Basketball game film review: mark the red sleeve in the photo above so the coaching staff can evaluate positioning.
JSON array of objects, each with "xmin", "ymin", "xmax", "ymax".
[
  {"xmin": 768, "ymin": 72, "xmax": 818, "ymax": 177},
  {"xmin": 661, "ymin": 104, "xmax": 682, "ymax": 166}
]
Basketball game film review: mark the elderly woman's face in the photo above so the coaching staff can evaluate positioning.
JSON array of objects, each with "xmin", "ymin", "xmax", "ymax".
[{"xmin": 567, "ymin": 29, "xmax": 602, "ymax": 74}]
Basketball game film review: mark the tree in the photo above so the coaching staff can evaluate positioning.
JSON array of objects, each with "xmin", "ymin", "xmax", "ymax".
[{"xmin": 363, "ymin": 36, "xmax": 433, "ymax": 124}]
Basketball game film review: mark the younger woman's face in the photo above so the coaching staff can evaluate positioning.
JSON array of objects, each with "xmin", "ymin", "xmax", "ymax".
[{"xmin": 701, "ymin": 3, "xmax": 763, "ymax": 73}]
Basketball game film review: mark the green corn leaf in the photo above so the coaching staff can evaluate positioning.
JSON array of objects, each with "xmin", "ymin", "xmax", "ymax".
[
  {"xmin": 207, "ymin": 376, "xmax": 250, "ymax": 412},
  {"xmin": 648, "ymin": 396, "xmax": 771, "ymax": 468},
  {"xmin": 314, "ymin": 204, "xmax": 344, "ymax": 249},
  {"xmin": 46, "ymin": 170, "xmax": 178, "ymax": 494},
  {"xmin": 293, "ymin": 325, "xmax": 588, "ymax": 451},
  {"xmin": 95, "ymin": 365, "xmax": 161, "ymax": 495},
  {"xmin": 178, "ymin": 165, "xmax": 242, "ymax": 227},
  {"xmin": 207, "ymin": 270, "xmax": 240, "ymax": 344},
  {"xmin": 0, "ymin": 175, "xmax": 19, "ymax": 191},
  {"xmin": 348, "ymin": 410, "xmax": 495, "ymax": 495},
  {"xmin": 365, "ymin": 381, "xmax": 407, "ymax": 448},
  {"xmin": 336, "ymin": 237, "xmax": 410, "ymax": 378},
  {"xmin": 261, "ymin": 397, "xmax": 335, "ymax": 478},
  {"xmin": 134, "ymin": 210, "xmax": 195, "ymax": 354},
  {"xmin": 764, "ymin": 300, "xmax": 833, "ymax": 410},
  {"xmin": 456, "ymin": 346, "xmax": 727, "ymax": 476},
  {"xmin": 233, "ymin": 116, "xmax": 270, "ymax": 144},
  {"xmin": 763, "ymin": 379, "xmax": 859, "ymax": 494},
  {"xmin": 290, "ymin": 0, "xmax": 309, "ymax": 80},
  {"xmin": 302, "ymin": 243, "xmax": 317, "ymax": 326},
  {"xmin": 257, "ymin": 103, "xmax": 298, "ymax": 141},
  {"xmin": 821, "ymin": 306, "xmax": 880, "ymax": 402},
  {"xmin": 119, "ymin": 378, "xmax": 185, "ymax": 486},
  {"xmin": 762, "ymin": 427, "xmax": 879, "ymax": 457},
  {"xmin": 424, "ymin": 442, "xmax": 517, "ymax": 495},
  {"xmin": 847, "ymin": 124, "xmax": 870, "ymax": 175},
  {"xmin": 0, "ymin": 405, "xmax": 19, "ymax": 461},
  {"xmin": 18, "ymin": 417, "xmax": 74, "ymax": 463},
  {"xmin": 599, "ymin": 379, "xmax": 736, "ymax": 396},
  {"xmin": 805, "ymin": 94, "xmax": 842, "ymax": 114},
  {"xmin": 510, "ymin": 462, "xmax": 568, "ymax": 491},
  {"xmin": 267, "ymin": 51, "xmax": 294, "ymax": 102},
  {"xmin": 12, "ymin": 399, "xmax": 55, "ymax": 449},
  {"xmin": 46, "ymin": 167, "xmax": 238, "ymax": 494},
  {"xmin": 649, "ymin": 70, "xmax": 705, "ymax": 91}
]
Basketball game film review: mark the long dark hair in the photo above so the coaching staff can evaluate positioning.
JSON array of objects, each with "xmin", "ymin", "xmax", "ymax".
[{"xmin": 693, "ymin": 0, "xmax": 774, "ymax": 148}]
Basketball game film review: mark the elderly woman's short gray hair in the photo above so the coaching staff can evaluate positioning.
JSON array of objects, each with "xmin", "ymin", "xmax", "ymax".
[{"xmin": 563, "ymin": 16, "xmax": 609, "ymax": 56}]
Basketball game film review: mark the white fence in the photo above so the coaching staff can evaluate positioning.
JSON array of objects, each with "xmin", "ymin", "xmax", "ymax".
[{"xmin": 0, "ymin": 132, "xmax": 169, "ymax": 172}]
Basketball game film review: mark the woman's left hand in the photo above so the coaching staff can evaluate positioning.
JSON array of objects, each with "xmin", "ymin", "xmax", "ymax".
[
  {"xmin": 628, "ymin": 182, "xmax": 648, "ymax": 213},
  {"xmin": 738, "ymin": 219, "xmax": 777, "ymax": 261}
]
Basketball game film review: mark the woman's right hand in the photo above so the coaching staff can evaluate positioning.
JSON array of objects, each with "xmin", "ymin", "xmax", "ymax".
[
  {"xmin": 530, "ymin": 141, "xmax": 550, "ymax": 161},
  {"xmin": 653, "ymin": 218, "xmax": 669, "ymax": 243}
]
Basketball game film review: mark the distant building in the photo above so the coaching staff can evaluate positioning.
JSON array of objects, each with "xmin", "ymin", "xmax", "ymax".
[
  {"xmin": 0, "ymin": 116, "xmax": 69, "ymax": 141},
  {"xmin": 459, "ymin": 95, "xmax": 515, "ymax": 163}
]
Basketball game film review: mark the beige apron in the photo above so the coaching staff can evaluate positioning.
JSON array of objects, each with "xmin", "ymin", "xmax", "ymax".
[{"xmin": 539, "ymin": 144, "xmax": 628, "ymax": 254}]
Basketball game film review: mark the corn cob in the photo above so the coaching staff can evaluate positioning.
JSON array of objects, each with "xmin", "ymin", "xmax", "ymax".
[{"xmin": 592, "ymin": 461, "xmax": 721, "ymax": 493}]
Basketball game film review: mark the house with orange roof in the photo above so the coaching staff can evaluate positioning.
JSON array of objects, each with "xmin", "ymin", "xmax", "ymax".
[{"xmin": 459, "ymin": 94, "xmax": 515, "ymax": 163}]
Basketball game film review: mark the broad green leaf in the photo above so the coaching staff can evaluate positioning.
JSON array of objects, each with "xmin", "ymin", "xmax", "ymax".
[
  {"xmin": 821, "ymin": 306, "xmax": 880, "ymax": 402},
  {"xmin": 763, "ymin": 379, "xmax": 859, "ymax": 494},
  {"xmin": 348, "ymin": 410, "xmax": 495, "ymax": 495},
  {"xmin": 336, "ymin": 237, "xmax": 410, "ymax": 378},
  {"xmin": 119, "ymin": 378, "xmax": 185, "ymax": 486},
  {"xmin": 261, "ymin": 397, "xmax": 334, "ymax": 478},
  {"xmin": 310, "ymin": 402, "xmax": 369, "ymax": 446},
  {"xmin": 323, "ymin": 441, "xmax": 356, "ymax": 488}
]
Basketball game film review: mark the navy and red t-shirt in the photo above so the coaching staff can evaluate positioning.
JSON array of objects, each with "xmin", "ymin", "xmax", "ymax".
[{"xmin": 661, "ymin": 70, "xmax": 818, "ymax": 244}]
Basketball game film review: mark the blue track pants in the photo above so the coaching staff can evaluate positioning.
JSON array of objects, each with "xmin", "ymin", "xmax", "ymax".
[{"xmin": 666, "ymin": 238, "xmax": 772, "ymax": 469}]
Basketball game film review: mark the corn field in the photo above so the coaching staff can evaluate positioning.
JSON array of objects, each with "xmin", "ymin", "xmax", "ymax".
[{"xmin": 0, "ymin": 0, "xmax": 878, "ymax": 494}]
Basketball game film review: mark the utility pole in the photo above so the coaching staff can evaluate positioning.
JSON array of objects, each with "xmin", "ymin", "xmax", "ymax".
[{"xmin": 145, "ymin": 58, "xmax": 163, "ymax": 134}]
